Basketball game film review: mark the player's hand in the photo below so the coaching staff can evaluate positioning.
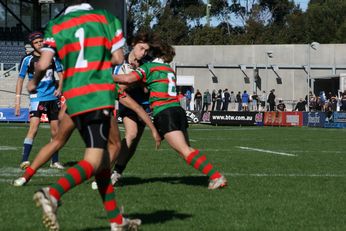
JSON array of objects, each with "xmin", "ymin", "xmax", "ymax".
[
  {"xmin": 54, "ymin": 89, "xmax": 61, "ymax": 97},
  {"xmin": 15, "ymin": 104, "xmax": 20, "ymax": 116},
  {"xmin": 152, "ymin": 131, "xmax": 161, "ymax": 150},
  {"xmin": 27, "ymin": 81, "xmax": 37, "ymax": 93}
]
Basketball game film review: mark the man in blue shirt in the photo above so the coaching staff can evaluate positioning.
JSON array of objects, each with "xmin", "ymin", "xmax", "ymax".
[
  {"xmin": 15, "ymin": 31, "xmax": 64, "ymax": 170},
  {"xmin": 241, "ymin": 90, "xmax": 249, "ymax": 111}
]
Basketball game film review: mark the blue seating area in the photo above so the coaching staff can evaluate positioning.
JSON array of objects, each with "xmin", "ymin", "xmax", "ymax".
[{"xmin": 0, "ymin": 41, "xmax": 26, "ymax": 70}]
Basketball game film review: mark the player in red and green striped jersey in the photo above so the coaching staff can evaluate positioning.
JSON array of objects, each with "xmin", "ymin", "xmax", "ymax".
[
  {"xmin": 27, "ymin": 1, "xmax": 142, "ymax": 230},
  {"xmin": 13, "ymin": 84, "xmax": 161, "ymax": 187},
  {"xmin": 113, "ymin": 41, "xmax": 227, "ymax": 190}
]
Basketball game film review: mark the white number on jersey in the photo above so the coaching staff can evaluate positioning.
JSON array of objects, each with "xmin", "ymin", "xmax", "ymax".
[
  {"xmin": 167, "ymin": 73, "xmax": 177, "ymax": 96},
  {"xmin": 74, "ymin": 28, "xmax": 88, "ymax": 68}
]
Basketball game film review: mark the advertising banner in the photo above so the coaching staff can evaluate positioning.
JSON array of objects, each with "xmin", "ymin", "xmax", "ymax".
[
  {"xmin": 324, "ymin": 122, "xmax": 346, "ymax": 128},
  {"xmin": 210, "ymin": 111, "xmax": 263, "ymax": 126},
  {"xmin": 333, "ymin": 112, "xmax": 346, "ymax": 123},
  {"xmin": 186, "ymin": 110, "xmax": 200, "ymax": 124},
  {"xmin": 200, "ymin": 111, "xmax": 211, "ymax": 123},
  {"xmin": 264, "ymin": 111, "xmax": 303, "ymax": 126},
  {"xmin": 0, "ymin": 108, "xmax": 29, "ymax": 122},
  {"xmin": 303, "ymin": 112, "xmax": 326, "ymax": 127}
]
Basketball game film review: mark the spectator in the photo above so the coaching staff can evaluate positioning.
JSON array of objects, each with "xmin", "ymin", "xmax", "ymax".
[
  {"xmin": 202, "ymin": 89, "xmax": 211, "ymax": 112},
  {"xmin": 309, "ymin": 95, "xmax": 318, "ymax": 111},
  {"xmin": 241, "ymin": 90, "xmax": 249, "ymax": 111},
  {"xmin": 222, "ymin": 89, "xmax": 230, "ymax": 111},
  {"xmin": 229, "ymin": 91, "xmax": 236, "ymax": 111},
  {"xmin": 236, "ymin": 91, "xmax": 242, "ymax": 111},
  {"xmin": 341, "ymin": 91, "xmax": 346, "ymax": 111},
  {"xmin": 216, "ymin": 89, "xmax": 222, "ymax": 111},
  {"xmin": 259, "ymin": 90, "xmax": 267, "ymax": 111},
  {"xmin": 211, "ymin": 89, "xmax": 217, "ymax": 111},
  {"xmin": 267, "ymin": 89, "xmax": 276, "ymax": 111},
  {"xmin": 194, "ymin": 89, "xmax": 202, "ymax": 111},
  {"xmin": 276, "ymin": 99, "xmax": 286, "ymax": 111},
  {"xmin": 294, "ymin": 98, "xmax": 306, "ymax": 111},
  {"xmin": 178, "ymin": 91, "xmax": 186, "ymax": 109},
  {"xmin": 251, "ymin": 92, "xmax": 258, "ymax": 111},
  {"xmin": 185, "ymin": 88, "xmax": 192, "ymax": 110}
]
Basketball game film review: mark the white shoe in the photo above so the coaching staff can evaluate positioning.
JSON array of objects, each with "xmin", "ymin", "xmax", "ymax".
[
  {"xmin": 20, "ymin": 161, "xmax": 30, "ymax": 170},
  {"xmin": 110, "ymin": 217, "xmax": 141, "ymax": 231},
  {"xmin": 111, "ymin": 171, "xmax": 122, "ymax": 185},
  {"xmin": 50, "ymin": 162, "xmax": 64, "ymax": 170},
  {"xmin": 91, "ymin": 171, "xmax": 122, "ymax": 190},
  {"xmin": 208, "ymin": 175, "xmax": 227, "ymax": 190},
  {"xmin": 91, "ymin": 181, "xmax": 98, "ymax": 190},
  {"xmin": 33, "ymin": 187, "xmax": 59, "ymax": 231},
  {"xmin": 12, "ymin": 177, "xmax": 27, "ymax": 187}
]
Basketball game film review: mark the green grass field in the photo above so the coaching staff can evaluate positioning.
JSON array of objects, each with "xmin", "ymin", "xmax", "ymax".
[{"xmin": 1, "ymin": 123, "xmax": 346, "ymax": 231}]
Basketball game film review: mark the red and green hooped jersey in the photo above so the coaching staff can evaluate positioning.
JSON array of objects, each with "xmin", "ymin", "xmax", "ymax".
[
  {"xmin": 133, "ymin": 62, "xmax": 180, "ymax": 116},
  {"xmin": 42, "ymin": 5, "xmax": 125, "ymax": 117}
]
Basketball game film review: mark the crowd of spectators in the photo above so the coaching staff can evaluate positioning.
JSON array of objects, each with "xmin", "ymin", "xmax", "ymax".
[{"xmin": 185, "ymin": 88, "xmax": 346, "ymax": 113}]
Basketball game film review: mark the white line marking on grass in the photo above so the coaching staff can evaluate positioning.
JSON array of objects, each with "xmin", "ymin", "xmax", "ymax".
[
  {"xmin": 1, "ymin": 167, "xmax": 346, "ymax": 180},
  {"xmin": 0, "ymin": 167, "xmax": 64, "ymax": 177},
  {"xmin": 0, "ymin": 146, "xmax": 18, "ymax": 151},
  {"xmin": 237, "ymin": 146, "xmax": 297, "ymax": 156}
]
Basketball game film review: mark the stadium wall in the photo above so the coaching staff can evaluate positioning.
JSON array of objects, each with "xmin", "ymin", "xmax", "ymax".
[
  {"xmin": 1, "ymin": 43, "xmax": 345, "ymax": 108},
  {"xmin": 174, "ymin": 44, "xmax": 346, "ymax": 101}
]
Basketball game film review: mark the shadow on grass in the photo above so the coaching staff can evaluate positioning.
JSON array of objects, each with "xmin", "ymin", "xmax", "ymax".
[
  {"xmin": 81, "ymin": 209, "xmax": 192, "ymax": 230},
  {"xmin": 130, "ymin": 209, "xmax": 193, "ymax": 224},
  {"xmin": 64, "ymin": 161, "xmax": 79, "ymax": 167},
  {"xmin": 118, "ymin": 176, "xmax": 208, "ymax": 187}
]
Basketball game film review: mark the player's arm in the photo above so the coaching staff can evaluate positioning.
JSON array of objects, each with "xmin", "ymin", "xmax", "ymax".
[
  {"xmin": 27, "ymin": 50, "xmax": 54, "ymax": 93},
  {"xmin": 54, "ymin": 57, "xmax": 64, "ymax": 97},
  {"xmin": 113, "ymin": 72, "xmax": 139, "ymax": 85},
  {"xmin": 54, "ymin": 71, "xmax": 64, "ymax": 97},
  {"xmin": 111, "ymin": 48, "xmax": 124, "ymax": 66},
  {"xmin": 119, "ymin": 92, "xmax": 161, "ymax": 150},
  {"xmin": 14, "ymin": 77, "xmax": 24, "ymax": 116}
]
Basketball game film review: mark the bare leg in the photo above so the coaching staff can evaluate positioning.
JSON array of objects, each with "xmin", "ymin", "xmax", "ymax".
[
  {"xmin": 113, "ymin": 117, "xmax": 145, "ymax": 174},
  {"xmin": 30, "ymin": 113, "xmax": 75, "ymax": 170}
]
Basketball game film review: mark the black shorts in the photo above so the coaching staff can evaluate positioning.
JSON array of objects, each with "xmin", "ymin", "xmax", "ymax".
[
  {"xmin": 29, "ymin": 100, "xmax": 60, "ymax": 121},
  {"xmin": 153, "ymin": 106, "xmax": 188, "ymax": 138},
  {"xmin": 72, "ymin": 109, "xmax": 112, "ymax": 149}
]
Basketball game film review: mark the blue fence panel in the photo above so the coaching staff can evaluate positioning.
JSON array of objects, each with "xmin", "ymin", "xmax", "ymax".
[
  {"xmin": 303, "ymin": 112, "xmax": 326, "ymax": 127},
  {"xmin": 0, "ymin": 108, "xmax": 29, "ymax": 122}
]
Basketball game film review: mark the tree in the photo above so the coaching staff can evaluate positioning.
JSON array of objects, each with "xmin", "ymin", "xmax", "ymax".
[{"xmin": 305, "ymin": 0, "xmax": 346, "ymax": 43}]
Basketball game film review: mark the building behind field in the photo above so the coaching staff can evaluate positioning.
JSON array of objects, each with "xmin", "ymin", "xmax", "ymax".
[
  {"xmin": 1, "ymin": 43, "xmax": 346, "ymax": 110},
  {"xmin": 173, "ymin": 44, "xmax": 346, "ymax": 107}
]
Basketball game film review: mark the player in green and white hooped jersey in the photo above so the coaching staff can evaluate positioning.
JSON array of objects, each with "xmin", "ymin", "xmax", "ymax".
[
  {"xmin": 27, "ymin": 1, "xmax": 141, "ymax": 230},
  {"xmin": 113, "ymin": 41, "xmax": 228, "ymax": 190}
]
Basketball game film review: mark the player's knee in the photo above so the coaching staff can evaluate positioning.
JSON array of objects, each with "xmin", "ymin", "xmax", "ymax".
[{"xmin": 124, "ymin": 132, "xmax": 138, "ymax": 144}]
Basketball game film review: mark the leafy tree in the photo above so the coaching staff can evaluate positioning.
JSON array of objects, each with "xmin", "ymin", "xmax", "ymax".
[
  {"xmin": 152, "ymin": 6, "xmax": 190, "ymax": 45},
  {"xmin": 124, "ymin": 0, "xmax": 346, "ymax": 45},
  {"xmin": 305, "ymin": 0, "xmax": 346, "ymax": 43}
]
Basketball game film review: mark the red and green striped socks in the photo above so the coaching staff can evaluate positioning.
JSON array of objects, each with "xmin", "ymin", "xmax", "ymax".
[
  {"xmin": 95, "ymin": 170, "xmax": 123, "ymax": 224},
  {"xmin": 23, "ymin": 166, "xmax": 36, "ymax": 181},
  {"xmin": 49, "ymin": 160, "xmax": 93, "ymax": 201},
  {"xmin": 186, "ymin": 149, "xmax": 222, "ymax": 180}
]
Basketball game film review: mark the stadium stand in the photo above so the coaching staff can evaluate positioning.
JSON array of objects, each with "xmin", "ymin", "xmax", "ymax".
[{"xmin": 0, "ymin": 40, "xmax": 28, "ymax": 108}]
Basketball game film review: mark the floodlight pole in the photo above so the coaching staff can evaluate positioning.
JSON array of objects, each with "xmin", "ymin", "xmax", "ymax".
[
  {"xmin": 206, "ymin": 0, "xmax": 211, "ymax": 27},
  {"xmin": 265, "ymin": 51, "xmax": 273, "ymax": 94},
  {"xmin": 307, "ymin": 42, "xmax": 319, "ymax": 111}
]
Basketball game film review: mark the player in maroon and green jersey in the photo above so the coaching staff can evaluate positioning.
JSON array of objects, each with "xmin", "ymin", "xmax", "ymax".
[
  {"xmin": 113, "ymin": 41, "xmax": 227, "ymax": 190},
  {"xmin": 27, "ymin": 1, "xmax": 142, "ymax": 230}
]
